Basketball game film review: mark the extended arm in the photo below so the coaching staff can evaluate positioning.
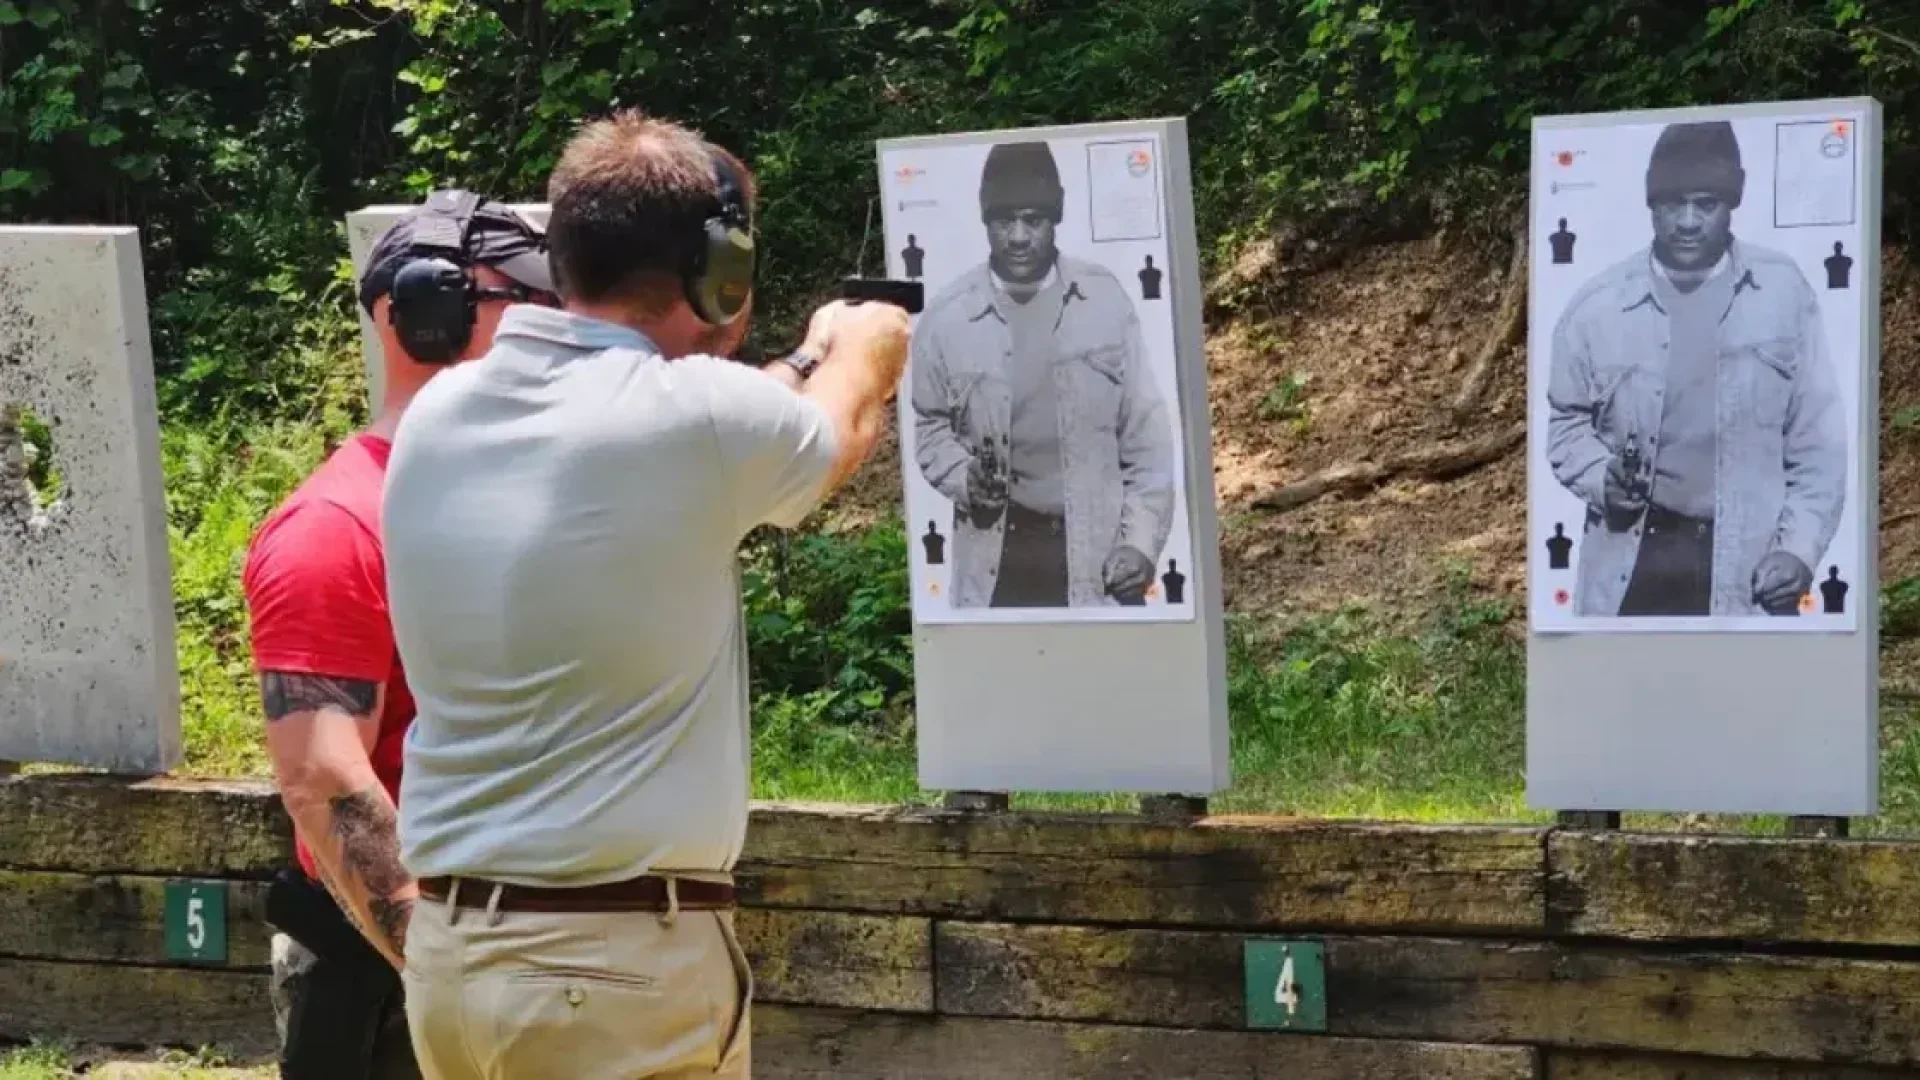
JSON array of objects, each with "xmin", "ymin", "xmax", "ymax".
[
  {"xmin": 800, "ymin": 302, "xmax": 912, "ymax": 497},
  {"xmin": 261, "ymin": 674, "xmax": 415, "ymax": 970},
  {"xmin": 708, "ymin": 301, "xmax": 912, "ymax": 536}
]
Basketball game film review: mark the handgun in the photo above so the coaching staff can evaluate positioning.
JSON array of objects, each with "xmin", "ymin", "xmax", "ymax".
[{"xmin": 840, "ymin": 277, "xmax": 924, "ymax": 315}]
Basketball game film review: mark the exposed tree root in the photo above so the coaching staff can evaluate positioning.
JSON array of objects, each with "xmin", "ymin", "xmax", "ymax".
[
  {"xmin": 1449, "ymin": 218, "xmax": 1530, "ymax": 423},
  {"xmin": 1251, "ymin": 421, "xmax": 1526, "ymax": 513}
]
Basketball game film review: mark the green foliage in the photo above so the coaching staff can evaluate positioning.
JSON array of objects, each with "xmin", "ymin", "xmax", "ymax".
[
  {"xmin": 741, "ymin": 518, "xmax": 916, "ymax": 729},
  {"xmin": 0, "ymin": 1040, "xmax": 261, "ymax": 1079},
  {"xmin": 1885, "ymin": 575, "xmax": 1920, "ymax": 641},
  {"xmin": 10, "ymin": 0, "xmax": 1920, "ymax": 798},
  {"xmin": 1258, "ymin": 372, "xmax": 1311, "ymax": 429},
  {"xmin": 1218, "ymin": 587, "xmax": 1526, "ymax": 819},
  {"xmin": 165, "ymin": 418, "xmax": 334, "ymax": 777},
  {"xmin": 162, "ymin": 282, "xmax": 365, "ymax": 776},
  {"xmin": 0, "ymin": 1039, "xmax": 72, "ymax": 1080},
  {"xmin": 14, "ymin": 1, "xmax": 1920, "ymax": 378},
  {"xmin": 11, "ymin": 405, "xmax": 60, "ymax": 509}
]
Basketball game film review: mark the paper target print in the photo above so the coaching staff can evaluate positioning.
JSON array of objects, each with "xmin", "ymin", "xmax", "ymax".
[
  {"xmin": 880, "ymin": 129, "xmax": 1199, "ymax": 625},
  {"xmin": 1529, "ymin": 104, "xmax": 1872, "ymax": 634}
]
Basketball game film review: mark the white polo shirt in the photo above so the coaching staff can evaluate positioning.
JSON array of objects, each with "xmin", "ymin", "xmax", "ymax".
[{"xmin": 381, "ymin": 305, "xmax": 838, "ymax": 886}]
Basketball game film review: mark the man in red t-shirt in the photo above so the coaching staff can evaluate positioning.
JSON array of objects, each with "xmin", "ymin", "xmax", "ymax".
[{"xmin": 243, "ymin": 190, "xmax": 556, "ymax": 1079}]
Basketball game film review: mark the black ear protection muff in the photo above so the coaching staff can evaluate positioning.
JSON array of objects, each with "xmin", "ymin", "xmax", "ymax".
[
  {"xmin": 387, "ymin": 189, "xmax": 490, "ymax": 365},
  {"xmin": 683, "ymin": 148, "xmax": 756, "ymax": 327},
  {"xmin": 390, "ymin": 255, "xmax": 476, "ymax": 364}
]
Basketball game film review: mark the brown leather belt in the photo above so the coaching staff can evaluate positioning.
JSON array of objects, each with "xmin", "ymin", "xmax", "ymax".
[{"xmin": 416, "ymin": 874, "xmax": 735, "ymax": 913}]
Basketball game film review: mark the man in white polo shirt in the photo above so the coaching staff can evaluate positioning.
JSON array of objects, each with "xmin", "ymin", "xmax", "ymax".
[{"xmin": 378, "ymin": 109, "xmax": 910, "ymax": 1079}]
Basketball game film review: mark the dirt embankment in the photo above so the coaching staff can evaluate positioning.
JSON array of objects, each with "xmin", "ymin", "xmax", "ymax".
[{"xmin": 822, "ymin": 230, "xmax": 1920, "ymax": 638}]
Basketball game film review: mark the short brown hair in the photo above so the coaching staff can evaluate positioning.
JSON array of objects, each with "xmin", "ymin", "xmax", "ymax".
[{"xmin": 545, "ymin": 109, "xmax": 757, "ymax": 309}]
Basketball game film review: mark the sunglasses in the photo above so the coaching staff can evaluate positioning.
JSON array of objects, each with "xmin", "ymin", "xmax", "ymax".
[{"xmin": 475, "ymin": 282, "xmax": 559, "ymax": 307}]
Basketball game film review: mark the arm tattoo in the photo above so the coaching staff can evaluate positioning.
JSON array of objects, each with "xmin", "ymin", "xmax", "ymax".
[
  {"xmin": 369, "ymin": 894, "xmax": 416, "ymax": 955},
  {"xmin": 313, "ymin": 864, "xmax": 374, "ymax": 939},
  {"xmin": 328, "ymin": 786, "xmax": 415, "ymax": 956},
  {"xmin": 260, "ymin": 672, "xmax": 378, "ymax": 722}
]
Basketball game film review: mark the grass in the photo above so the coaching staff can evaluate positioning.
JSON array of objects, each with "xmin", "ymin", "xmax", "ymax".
[
  {"xmin": 0, "ymin": 1041, "xmax": 271, "ymax": 1079},
  {"xmin": 145, "ymin": 404, "xmax": 1920, "ymax": 837},
  {"xmin": 157, "ymin": 401, "xmax": 1546, "ymax": 824},
  {"xmin": 112, "ymin": 290, "xmax": 1920, "ymax": 839}
]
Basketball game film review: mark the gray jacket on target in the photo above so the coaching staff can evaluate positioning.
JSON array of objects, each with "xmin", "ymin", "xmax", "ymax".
[
  {"xmin": 1546, "ymin": 239, "xmax": 1846, "ymax": 616},
  {"xmin": 909, "ymin": 255, "xmax": 1177, "ymax": 607}
]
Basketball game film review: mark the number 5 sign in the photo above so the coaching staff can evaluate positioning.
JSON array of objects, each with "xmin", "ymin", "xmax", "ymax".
[
  {"xmin": 163, "ymin": 880, "xmax": 228, "ymax": 965},
  {"xmin": 1242, "ymin": 939, "xmax": 1326, "ymax": 1032}
]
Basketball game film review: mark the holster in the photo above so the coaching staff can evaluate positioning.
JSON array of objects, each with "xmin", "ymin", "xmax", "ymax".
[{"xmin": 265, "ymin": 868, "xmax": 406, "ymax": 1080}]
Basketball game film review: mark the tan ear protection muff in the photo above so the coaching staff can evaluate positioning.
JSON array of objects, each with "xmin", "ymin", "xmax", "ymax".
[{"xmin": 684, "ymin": 147, "xmax": 756, "ymax": 326}]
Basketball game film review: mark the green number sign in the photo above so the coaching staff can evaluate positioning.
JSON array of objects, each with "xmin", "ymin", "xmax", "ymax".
[
  {"xmin": 1243, "ymin": 939, "xmax": 1326, "ymax": 1032},
  {"xmin": 163, "ymin": 880, "xmax": 228, "ymax": 965}
]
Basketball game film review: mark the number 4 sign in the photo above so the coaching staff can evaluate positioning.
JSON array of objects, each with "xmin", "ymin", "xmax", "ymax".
[
  {"xmin": 163, "ymin": 879, "xmax": 228, "ymax": 965},
  {"xmin": 1242, "ymin": 939, "xmax": 1326, "ymax": 1032}
]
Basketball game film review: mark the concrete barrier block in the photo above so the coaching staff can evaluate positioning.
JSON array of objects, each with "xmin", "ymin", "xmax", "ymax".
[{"xmin": 0, "ymin": 226, "xmax": 179, "ymax": 774}]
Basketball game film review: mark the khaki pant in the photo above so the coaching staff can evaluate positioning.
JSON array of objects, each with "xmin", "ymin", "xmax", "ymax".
[{"xmin": 401, "ymin": 880, "xmax": 753, "ymax": 1079}]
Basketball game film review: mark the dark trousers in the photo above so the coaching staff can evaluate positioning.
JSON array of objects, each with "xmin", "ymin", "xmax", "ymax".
[
  {"xmin": 1618, "ymin": 507, "xmax": 1713, "ymax": 617},
  {"xmin": 274, "ymin": 934, "xmax": 419, "ymax": 1080},
  {"xmin": 267, "ymin": 869, "xmax": 421, "ymax": 1080},
  {"xmin": 991, "ymin": 503, "xmax": 1069, "ymax": 607}
]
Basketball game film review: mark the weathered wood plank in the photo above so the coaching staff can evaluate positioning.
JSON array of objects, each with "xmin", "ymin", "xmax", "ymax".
[
  {"xmin": 1551, "ymin": 831, "xmax": 1920, "ymax": 946},
  {"xmin": 934, "ymin": 923, "xmax": 1920, "ymax": 1066},
  {"xmin": 752, "ymin": 1004, "xmax": 1540, "ymax": 1079},
  {"xmin": 735, "ymin": 908, "xmax": 932, "ymax": 1013},
  {"xmin": 0, "ymin": 869, "xmax": 274, "ymax": 968},
  {"xmin": 1547, "ymin": 1049, "xmax": 1916, "ymax": 1078},
  {"xmin": 0, "ymin": 775, "xmax": 291, "ymax": 875},
  {"xmin": 740, "ymin": 802, "xmax": 1547, "ymax": 934},
  {"xmin": 0, "ymin": 957, "xmax": 276, "ymax": 1057}
]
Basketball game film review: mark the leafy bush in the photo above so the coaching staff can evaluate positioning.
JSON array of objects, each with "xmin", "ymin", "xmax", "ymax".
[
  {"xmin": 13, "ymin": 1, "xmax": 1920, "ymax": 399},
  {"xmin": 741, "ymin": 518, "xmax": 916, "ymax": 728},
  {"xmin": 9, "ymin": 0, "xmax": 1920, "ymax": 788}
]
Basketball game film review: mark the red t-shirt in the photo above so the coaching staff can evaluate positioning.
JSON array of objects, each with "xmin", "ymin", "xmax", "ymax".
[{"xmin": 242, "ymin": 433, "xmax": 415, "ymax": 880}]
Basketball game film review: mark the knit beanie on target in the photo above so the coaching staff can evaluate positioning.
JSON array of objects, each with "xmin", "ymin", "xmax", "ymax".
[
  {"xmin": 1645, "ymin": 121, "xmax": 1745, "ymax": 208},
  {"xmin": 979, "ymin": 141, "xmax": 1064, "ymax": 222}
]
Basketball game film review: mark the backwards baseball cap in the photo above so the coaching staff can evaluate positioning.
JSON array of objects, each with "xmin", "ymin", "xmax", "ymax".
[{"xmin": 357, "ymin": 189, "xmax": 555, "ymax": 314}]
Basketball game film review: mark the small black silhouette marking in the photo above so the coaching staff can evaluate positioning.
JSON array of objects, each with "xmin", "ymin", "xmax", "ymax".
[
  {"xmin": 1549, "ymin": 218, "xmax": 1577, "ymax": 265},
  {"xmin": 1139, "ymin": 255, "xmax": 1163, "ymax": 301},
  {"xmin": 1820, "ymin": 565, "xmax": 1849, "ymax": 614},
  {"xmin": 922, "ymin": 520, "xmax": 945, "ymax": 566},
  {"xmin": 902, "ymin": 235, "xmax": 925, "ymax": 280},
  {"xmin": 1825, "ymin": 241, "xmax": 1853, "ymax": 290},
  {"xmin": 1161, "ymin": 558, "xmax": 1186, "ymax": 604},
  {"xmin": 1546, "ymin": 523, "xmax": 1573, "ymax": 571}
]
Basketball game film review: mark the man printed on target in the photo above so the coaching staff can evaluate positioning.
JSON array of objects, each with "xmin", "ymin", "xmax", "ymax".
[
  {"xmin": 909, "ymin": 141, "xmax": 1177, "ymax": 608},
  {"xmin": 1545, "ymin": 120, "xmax": 1846, "ymax": 618}
]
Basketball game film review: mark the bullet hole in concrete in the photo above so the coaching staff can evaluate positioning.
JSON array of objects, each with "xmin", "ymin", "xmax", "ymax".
[{"xmin": 2, "ymin": 400, "xmax": 64, "ymax": 515}]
